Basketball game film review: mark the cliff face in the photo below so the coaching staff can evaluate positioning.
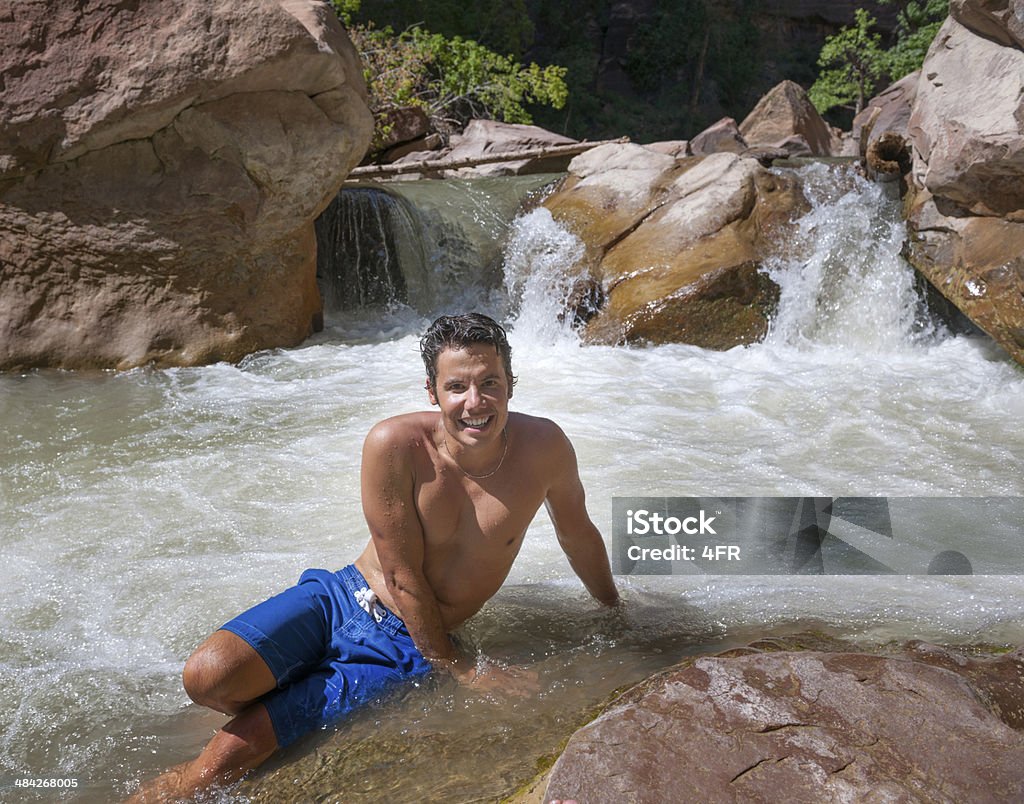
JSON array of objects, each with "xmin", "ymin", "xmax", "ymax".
[
  {"xmin": 761, "ymin": 0, "xmax": 899, "ymax": 26},
  {"xmin": 523, "ymin": 0, "xmax": 901, "ymax": 141}
]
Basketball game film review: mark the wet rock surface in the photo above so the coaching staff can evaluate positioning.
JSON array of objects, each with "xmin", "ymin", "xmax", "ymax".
[
  {"xmin": 542, "ymin": 145, "xmax": 808, "ymax": 348},
  {"xmin": 0, "ymin": 0, "xmax": 372, "ymax": 370},
  {"xmin": 543, "ymin": 640, "xmax": 1024, "ymax": 804}
]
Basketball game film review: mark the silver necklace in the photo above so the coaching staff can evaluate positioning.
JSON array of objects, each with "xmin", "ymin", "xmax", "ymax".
[{"xmin": 441, "ymin": 426, "xmax": 508, "ymax": 479}]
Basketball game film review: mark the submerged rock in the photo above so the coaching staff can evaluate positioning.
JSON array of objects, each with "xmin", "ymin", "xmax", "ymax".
[
  {"xmin": 235, "ymin": 633, "xmax": 1024, "ymax": 803},
  {"xmin": 542, "ymin": 641, "xmax": 1024, "ymax": 803},
  {"xmin": 542, "ymin": 145, "xmax": 808, "ymax": 348},
  {"xmin": 0, "ymin": 0, "xmax": 372, "ymax": 371},
  {"xmin": 904, "ymin": 8, "xmax": 1024, "ymax": 367}
]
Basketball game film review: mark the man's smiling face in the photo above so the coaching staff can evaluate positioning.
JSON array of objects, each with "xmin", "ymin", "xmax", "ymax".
[{"xmin": 428, "ymin": 343, "xmax": 511, "ymax": 448}]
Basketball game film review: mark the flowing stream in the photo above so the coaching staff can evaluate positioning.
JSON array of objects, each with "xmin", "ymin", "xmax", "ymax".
[{"xmin": 1, "ymin": 165, "xmax": 1023, "ymax": 801}]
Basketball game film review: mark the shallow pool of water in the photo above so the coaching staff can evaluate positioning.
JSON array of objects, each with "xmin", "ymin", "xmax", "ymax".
[{"xmin": 2, "ymin": 165, "xmax": 1023, "ymax": 800}]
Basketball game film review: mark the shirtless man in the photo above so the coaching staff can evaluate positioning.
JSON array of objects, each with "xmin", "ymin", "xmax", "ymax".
[{"xmin": 130, "ymin": 313, "xmax": 619, "ymax": 801}]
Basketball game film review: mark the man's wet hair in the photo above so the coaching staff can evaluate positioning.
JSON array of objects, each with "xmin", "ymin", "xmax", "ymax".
[{"xmin": 420, "ymin": 313, "xmax": 517, "ymax": 394}]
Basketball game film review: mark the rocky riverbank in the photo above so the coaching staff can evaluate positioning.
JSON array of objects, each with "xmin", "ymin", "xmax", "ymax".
[
  {"xmin": 3, "ymin": 1, "xmax": 1022, "ymax": 371},
  {"xmin": 236, "ymin": 633, "xmax": 1024, "ymax": 802}
]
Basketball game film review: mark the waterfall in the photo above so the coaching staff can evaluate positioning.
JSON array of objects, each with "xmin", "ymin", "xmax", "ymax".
[
  {"xmin": 314, "ymin": 187, "xmax": 423, "ymax": 311},
  {"xmin": 314, "ymin": 164, "xmax": 959, "ymax": 358},
  {"xmin": 762, "ymin": 164, "xmax": 942, "ymax": 351},
  {"xmin": 498, "ymin": 163, "xmax": 946, "ymax": 352},
  {"xmin": 314, "ymin": 175, "xmax": 559, "ymax": 318},
  {"xmin": 4, "ymin": 162, "xmax": 1024, "ymax": 800},
  {"xmin": 502, "ymin": 207, "xmax": 588, "ymax": 343}
]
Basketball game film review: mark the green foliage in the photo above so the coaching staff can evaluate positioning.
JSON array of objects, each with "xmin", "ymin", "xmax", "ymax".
[
  {"xmin": 347, "ymin": 22, "xmax": 567, "ymax": 150},
  {"xmin": 330, "ymin": 0, "xmax": 361, "ymax": 27},
  {"xmin": 809, "ymin": 9, "xmax": 888, "ymax": 116},
  {"xmin": 810, "ymin": 1, "xmax": 947, "ymax": 118},
  {"xmin": 883, "ymin": 0, "xmax": 947, "ymax": 78}
]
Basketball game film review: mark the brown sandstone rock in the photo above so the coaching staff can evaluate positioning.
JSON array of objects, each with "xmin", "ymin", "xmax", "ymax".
[
  {"xmin": 852, "ymin": 70, "xmax": 920, "ymax": 153},
  {"xmin": 905, "ymin": 187, "xmax": 1024, "ymax": 360},
  {"xmin": 739, "ymin": 79, "xmax": 836, "ymax": 157},
  {"xmin": 904, "ymin": 11, "xmax": 1024, "ymax": 366},
  {"xmin": 644, "ymin": 140, "xmax": 690, "ymax": 158},
  {"xmin": 543, "ymin": 146, "xmax": 808, "ymax": 348},
  {"xmin": 228, "ymin": 631, "xmax": 1022, "ymax": 803},
  {"xmin": 543, "ymin": 142, "xmax": 678, "ymax": 263},
  {"xmin": 0, "ymin": 0, "xmax": 372, "ymax": 371},
  {"xmin": 951, "ymin": 0, "xmax": 1024, "ymax": 49},
  {"xmin": 442, "ymin": 119, "xmax": 577, "ymax": 178},
  {"xmin": 544, "ymin": 647, "xmax": 1024, "ymax": 803},
  {"xmin": 689, "ymin": 117, "xmax": 748, "ymax": 156},
  {"xmin": 909, "ymin": 17, "xmax": 1024, "ymax": 218},
  {"xmin": 373, "ymin": 106, "xmax": 434, "ymax": 163}
]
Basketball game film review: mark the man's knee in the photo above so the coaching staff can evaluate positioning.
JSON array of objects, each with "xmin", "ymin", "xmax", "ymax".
[
  {"xmin": 183, "ymin": 630, "xmax": 277, "ymax": 714},
  {"xmin": 183, "ymin": 645, "xmax": 229, "ymax": 712}
]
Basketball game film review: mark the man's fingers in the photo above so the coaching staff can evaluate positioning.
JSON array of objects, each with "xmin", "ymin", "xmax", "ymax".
[{"xmin": 463, "ymin": 663, "xmax": 540, "ymax": 697}]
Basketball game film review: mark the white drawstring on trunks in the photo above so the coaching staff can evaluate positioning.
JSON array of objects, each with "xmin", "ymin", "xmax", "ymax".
[{"xmin": 354, "ymin": 586, "xmax": 385, "ymax": 623}]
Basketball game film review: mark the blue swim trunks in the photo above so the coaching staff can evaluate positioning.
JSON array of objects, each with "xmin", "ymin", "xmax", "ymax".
[{"xmin": 220, "ymin": 565, "xmax": 432, "ymax": 748}]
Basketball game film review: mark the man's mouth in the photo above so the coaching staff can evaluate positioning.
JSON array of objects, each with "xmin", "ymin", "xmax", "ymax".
[{"xmin": 460, "ymin": 415, "xmax": 492, "ymax": 430}]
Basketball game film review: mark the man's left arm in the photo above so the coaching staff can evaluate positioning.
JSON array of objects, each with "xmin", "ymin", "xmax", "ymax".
[{"xmin": 544, "ymin": 425, "xmax": 620, "ymax": 607}]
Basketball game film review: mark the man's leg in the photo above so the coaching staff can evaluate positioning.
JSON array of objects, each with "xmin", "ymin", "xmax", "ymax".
[
  {"xmin": 127, "ymin": 631, "xmax": 280, "ymax": 802},
  {"xmin": 126, "ymin": 700, "xmax": 277, "ymax": 802}
]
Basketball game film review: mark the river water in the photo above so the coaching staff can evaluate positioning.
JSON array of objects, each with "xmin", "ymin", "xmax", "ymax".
[{"xmin": 1, "ymin": 165, "xmax": 1023, "ymax": 801}]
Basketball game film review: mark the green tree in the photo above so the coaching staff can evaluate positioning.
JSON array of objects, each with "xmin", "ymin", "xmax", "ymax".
[
  {"xmin": 809, "ymin": 9, "xmax": 888, "ymax": 116},
  {"xmin": 810, "ymin": 2, "xmax": 947, "ymax": 118},
  {"xmin": 883, "ymin": 0, "xmax": 947, "ymax": 78},
  {"xmin": 345, "ymin": 20, "xmax": 567, "ymax": 151},
  {"xmin": 330, "ymin": 0, "xmax": 360, "ymax": 26}
]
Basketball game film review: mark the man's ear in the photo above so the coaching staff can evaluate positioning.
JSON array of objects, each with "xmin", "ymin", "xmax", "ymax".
[{"xmin": 426, "ymin": 379, "xmax": 438, "ymax": 406}]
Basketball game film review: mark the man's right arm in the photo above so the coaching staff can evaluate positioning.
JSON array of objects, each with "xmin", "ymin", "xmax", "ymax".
[
  {"xmin": 360, "ymin": 421, "xmax": 467, "ymax": 675},
  {"xmin": 360, "ymin": 420, "xmax": 538, "ymax": 694}
]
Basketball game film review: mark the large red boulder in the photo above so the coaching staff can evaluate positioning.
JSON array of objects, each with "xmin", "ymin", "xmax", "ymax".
[
  {"xmin": 544, "ymin": 643, "xmax": 1024, "ymax": 803},
  {"xmin": 0, "ymin": 0, "xmax": 372, "ymax": 370}
]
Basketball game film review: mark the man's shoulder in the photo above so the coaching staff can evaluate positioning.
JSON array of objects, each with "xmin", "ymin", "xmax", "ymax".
[
  {"xmin": 365, "ymin": 411, "xmax": 438, "ymax": 450},
  {"xmin": 509, "ymin": 412, "xmax": 571, "ymax": 455},
  {"xmin": 509, "ymin": 411, "xmax": 562, "ymax": 436}
]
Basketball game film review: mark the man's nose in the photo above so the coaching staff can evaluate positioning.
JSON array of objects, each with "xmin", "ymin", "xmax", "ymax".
[{"xmin": 465, "ymin": 385, "xmax": 483, "ymax": 408}]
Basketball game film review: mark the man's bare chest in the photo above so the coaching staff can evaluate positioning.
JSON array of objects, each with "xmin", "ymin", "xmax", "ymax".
[{"xmin": 415, "ymin": 471, "xmax": 548, "ymax": 550}]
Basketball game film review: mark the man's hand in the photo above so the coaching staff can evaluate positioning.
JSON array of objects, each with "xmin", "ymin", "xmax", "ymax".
[{"xmin": 452, "ymin": 659, "xmax": 540, "ymax": 697}]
